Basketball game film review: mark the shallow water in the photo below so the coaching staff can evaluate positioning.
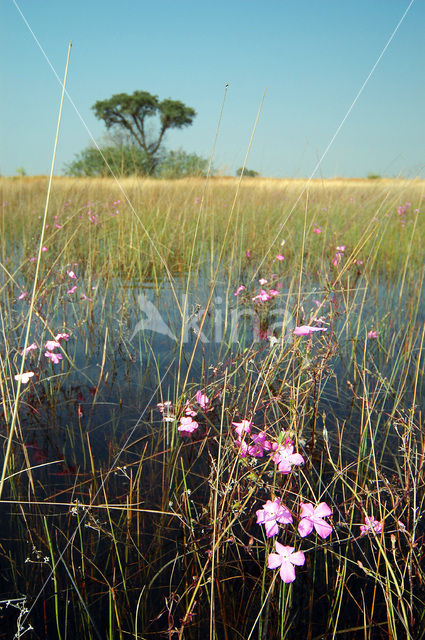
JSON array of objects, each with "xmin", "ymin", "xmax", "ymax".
[
  {"xmin": 9, "ymin": 271, "xmax": 425, "ymax": 473},
  {"xmin": 1, "ymin": 270, "xmax": 424, "ymax": 638}
]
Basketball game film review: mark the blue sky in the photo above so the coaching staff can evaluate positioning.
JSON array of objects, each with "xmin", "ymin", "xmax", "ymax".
[{"xmin": 1, "ymin": 0, "xmax": 424, "ymax": 178}]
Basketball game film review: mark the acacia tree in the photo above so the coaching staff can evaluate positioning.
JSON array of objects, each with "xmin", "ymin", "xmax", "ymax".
[{"xmin": 92, "ymin": 91, "xmax": 196, "ymax": 173}]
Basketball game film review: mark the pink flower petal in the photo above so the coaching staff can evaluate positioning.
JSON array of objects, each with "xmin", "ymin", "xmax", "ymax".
[
  {"xmin": 45, "ymin": 351, "xmax": 63, "ymax": 364},
  {"xmin": 298, "ymin": 518, "xmax": 314, "ymax": 537},
  {"xmin": 55, "ymin": 333, "xmax": 70, "ymax": 342},
  {"xmin": 313, "ymin": 520, "xmax": 333, "ymax": 539},
  {"xmin": 277, "ymin": 460, "xmax": 293, "ymax": 474},
  {"xmin": 290, "ymin": 551, "xmax": 306, "ymax": 566},
  {"xmin": 196, "ymin": 391, "xmax": 210, "ymax": 409},
  {"xmin": 289, "ymin": 453, "xmax": 305, "ymax": 465},
  {"xmin": 14, "ymin": 371, "xmax": 34, "ymax": 384},
  {"xmin": 264, "ymin": 521, "xmax": 279, "ymax": 537},
  {"xmin": 232, "ymin": 420, "xmax": 252, "ymax": 436},
  {"xmin": 21, "ymin": 342, "xmax": 38, "ymax": 356},
  {"xmin": 299, "ymin": 503, "xmax": 315, "ymax": 518},
  {"xmin": 45, "ymin": 340, "xmax": 61, "ymax": 351},
  {"xmin": 294, "ymin": 326, "xmax": 327, "ymax": 336},
  {"xmin": 314, "ymin": 502, "xmax": 332, "ymax": 518},
  {"xmin": 279, "ymin": 561, "xmax": 296, "ymax": 583},
  {"xmin": 234, "ymin": 285, "xmax": 246, "ymax": 296},
  {"xmin": 267, "ymin": 553, "xmax": 282, "ymax": 570},
  {"xmin": 275, "ymin": 541, "xmax": 290, "ymax": 555}
]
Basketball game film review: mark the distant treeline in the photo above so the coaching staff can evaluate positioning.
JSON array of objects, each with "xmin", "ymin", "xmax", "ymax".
[{"xmin": 64, "ymin": 144, "xmax": 212, "ymax": 178}]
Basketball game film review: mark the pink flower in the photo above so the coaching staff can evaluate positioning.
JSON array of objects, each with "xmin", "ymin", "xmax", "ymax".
[
  {"xmin": 246, "ymin": 250, "xmax": 251, "ymax": 259},
  {"xmin": 235, "ymin": 438, "xmax": 249, "ymax": 457},
  {"xmin": 332, "ymin": 253, "xmax": 342, "ymax": 267},
  {"xmin": 253, "ymin": 290, "xmax": 271, "ymax": 303},
  {"xmin": 80, "ymin": 293, "xmax": 92, "ymax": 301},
  {"xmin": 272, "ymin": 443, "xmax": 304, "ymax": 474},
  {"xmin": 41, "ymin": 246, "xmax": 47, "ymax": 252},
  {"xmin": 21, "ymin": 342, "xmax": 38, "ymax": 356},
  {"xmin": 234, "ymin": 285, "xmax": 246, "ymax": 296},
  {"xmin": 256, "ymin": 498, "xmax": 293, "ymax": 537},
  {"xmin": 298, "ymin": 502, "xmax": 333, "ymax": 539},
  {"xmin": 45, "ymin": 340, "xmax": 61, "ymax": 351},
  {"xmin": 67, "ymin": 285, "xmax": 77, "ymax": 294},
  {"xmin": 196, "ymin": 391, "xmax": 210, "ymax": 410},
  {"xmin": 232, "ymin": 420, "xmax": 252, "ymax": 437},
  {"xmin": 55, "ymin": 333, "xmax": 70, "ymax": 342},
  {"xmin": 267, "ymin": 541, "xmax": 305, "ymax": 583},
  {"xmin": 367, "ymin": 330, "xmax": 378, "ymax": 339},
  {"xmin": 259, "ymin": 278, "xmax": 268, "ymax": 285},
  {"xmin": 336, "ymin": 245, "xmax": 345, "ymax": 252},
  {"xmin": 248, "ymin": 431, "xmax": 272, "ymax": 457},
  {"xmin": 313, "ymin": 226, "xmax": 322, "ymax": 234},
  {"xmin": 360, "ymin": 516, "xmax": 383, "ymax": 536},
  {"xmin": 269, "ymin": 289, "xmax": 279, "ymax": 297},
  {"xmin": 178, "ymin": 416, "xmax": 199, "ymax": 436},
  {"xmin": 14, "ymin": 371, "xmax": 34, "ymax": 384},
  {"xmin": 184, "ymin": 402, "xmax": 197, "ymax": 417},
  {"xmin": 294, "ymin": 326, "xmax": 328, "ymax": 336},
  {"xmin": 45, "ymin": 351, "xmax": 63, "ymax": 364},
  {"xmin": 67, "ymin": 270, "xmax": 77, "ymax": 279},
  {"xmin": 18, "ymin": 291, "xmax": 28, "ymax": 300},
  {"xmin": 276, "ymin": 254, "xmax": 285, "ymax": 261}
]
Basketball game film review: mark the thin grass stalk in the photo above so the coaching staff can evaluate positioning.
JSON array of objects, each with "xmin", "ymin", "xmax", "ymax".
[
  {"xmin": 209, "ymin": 368, "xmax": 228, "ymax": 639},
  {"xmin": 44, "ymin": 517, "xmax": 63, "ymax": 640}
]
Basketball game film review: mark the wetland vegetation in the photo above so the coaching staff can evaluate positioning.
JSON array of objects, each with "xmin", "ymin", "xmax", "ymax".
[{"xmin": 0, "ymin": 175, "xmax": 424, "ymax": 639}]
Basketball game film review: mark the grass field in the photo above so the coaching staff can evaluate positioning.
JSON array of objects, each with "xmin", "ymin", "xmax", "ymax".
[{"xmin": 0, "ymin": 176, "xmax": 424, "ymax": 639}]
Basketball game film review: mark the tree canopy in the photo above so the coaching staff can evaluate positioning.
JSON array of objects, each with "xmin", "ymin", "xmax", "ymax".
[{"xmin": 92, "ymin": 91, "xmax": 196, "ymax": 172}]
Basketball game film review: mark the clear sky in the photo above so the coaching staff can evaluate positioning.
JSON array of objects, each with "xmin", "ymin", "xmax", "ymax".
[{"xmin": 1, "ymin": 0, "xmax": 424, "ymax": 178}]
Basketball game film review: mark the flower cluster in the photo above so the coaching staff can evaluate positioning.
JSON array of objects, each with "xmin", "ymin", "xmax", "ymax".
[
  {"xmin": 44, "ymin": 333, "xmax": 69, "ymax": 365},
  {"xmin": 15, "ymin": 332, "xmax": 70, "ymax": 384},
  {"xmin": 256, "ymin": 498, "xmax": 333, "ymax": 583},
  {"xmin": 360, "ymin": 515, "xmax": 383, "ymax": 536},
  {"xmin": 233, "ymin": 276, "xmax": 283, "ymax": 305},
  {"xmin": 20, "ymin": 333, "xmax": 69, "ymax": 366},
  {"xmin": 397, "ymin": 201, "xmax": 411, "ymax": 227},
  {"xmin": 232, "ymin": 421, "xmax": 305, "ymax": 474},
  {"xmin": 64, "ymin": 269, "xmax": 92, "ymax": 300},
  {"xmin": 158, "ymin": 390, "xmax": 211, "ymax": 437},
  {"xmin": 331, "ymin": 245, "xmax": 346, "ymax": 268}
]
